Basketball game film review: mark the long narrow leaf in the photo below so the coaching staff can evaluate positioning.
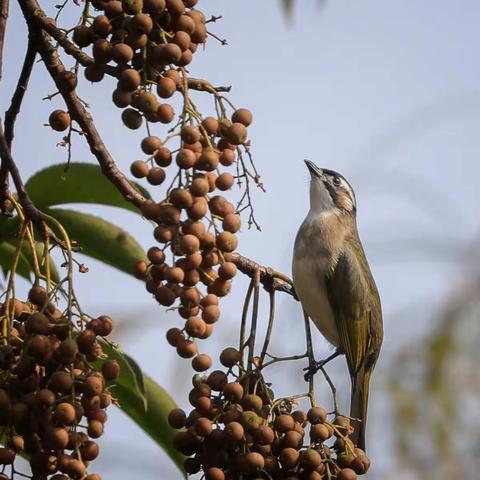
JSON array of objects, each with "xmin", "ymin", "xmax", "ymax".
[
  {"xmin": 46, "ymin": 208, "xmax": 147, "ymax": 277},
  {"xmin": 25, "ymin": 163, "xmax": 150, "ymax": 214},
  {"xmin": 95, "ymin": 341, "xmax": 185, "ymax": 475}
]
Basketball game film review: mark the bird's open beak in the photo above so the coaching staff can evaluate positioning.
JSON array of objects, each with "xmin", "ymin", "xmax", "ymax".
[{"xmin": 304, "ymin": 160, "xmax": 324, "ymax": 178}]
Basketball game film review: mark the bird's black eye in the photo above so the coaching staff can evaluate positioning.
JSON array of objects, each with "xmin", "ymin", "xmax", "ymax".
[{"xmin": 333, "ymin": 176, "xmax": 341, "ymax": 186}]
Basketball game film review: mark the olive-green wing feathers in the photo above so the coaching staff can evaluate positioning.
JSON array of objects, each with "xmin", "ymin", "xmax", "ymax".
[{"xmin": 325, "ymin": 238, "xmax": 382, "ymax": 376}]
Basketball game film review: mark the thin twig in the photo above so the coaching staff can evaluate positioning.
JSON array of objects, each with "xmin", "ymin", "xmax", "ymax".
[
  {"xmin": 0, "ymin": 0, "xmax": 10, "ymax": 211},
  {"xmin": 259, "ymin": 289, "xmax": 276, "ymax": 364},
  {"xmin": 0, "ymin": 119, "xmax": 57, "ymax": 241},
  {"xmin": 320, "ymin": 365, "xmax": 339, "ymax": 415},
  {"xmin": 261, "ymin": 353, "xmax": 308, "ymax": 368},
  {"xmin": 0, "ymin": 0, "xmax": 8, "ymax": 81},
  {"xmin": 303, "ymin": 309, "xmax": 316, "ymax": 406},
  {"xmin": 246, "ymin": 271, "xmax": 260, "ymax": 376},
  {"xmin": 4, "ymin": 37, "xmax": 36, "ymax": 147},
  {"xmin": 239, "ymin": 278, "xmax": 255, "ymax": 369}
]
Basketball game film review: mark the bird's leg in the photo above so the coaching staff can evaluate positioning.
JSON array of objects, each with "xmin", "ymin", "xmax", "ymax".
[{"xmin": 303, "ymin": 348, "xmax": 343, "ymax": 381}]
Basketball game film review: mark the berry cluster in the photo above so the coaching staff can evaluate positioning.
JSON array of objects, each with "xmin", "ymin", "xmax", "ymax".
[
  {"xmin": 0, "ymin": 286, "xmax": 119, "ymax": 480},
  {"xmin": 168, "ymin": 348, "xmax": 370, "ymax": 480},
  {"xmin": 47, "ymin": 0, "xmax": 257, "ymax": 368}
]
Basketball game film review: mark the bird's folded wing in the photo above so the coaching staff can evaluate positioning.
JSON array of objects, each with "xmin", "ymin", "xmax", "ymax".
[{"xmin": 325, "ymin": 243, "xmax": 375, "ymax": 376}]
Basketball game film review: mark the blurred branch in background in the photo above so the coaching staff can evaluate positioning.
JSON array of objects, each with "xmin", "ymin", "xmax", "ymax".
[
  {"xmin": 280, "ymin": 0, "xmax": 327, "ymax": 22},
  {"xmin": 388, "ymin": 244, "xmax": 480, "ymax": 480}
]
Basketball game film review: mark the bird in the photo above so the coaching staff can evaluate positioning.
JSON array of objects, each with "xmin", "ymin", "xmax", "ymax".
[{"xmin": 292, "ymin": 160, "xmax": 383, "ymax": 452}]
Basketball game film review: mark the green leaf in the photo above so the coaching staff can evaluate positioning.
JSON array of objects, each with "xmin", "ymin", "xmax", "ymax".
[
  {"xmin": 25, "ymin": 163, "xmax": 150, "ymax": 214},
  {"xmin": 0, "ymin": 241, "xmax": 32, "ymax": 281},
  {"xmin": 0, "ymin": 216, "xmax": 59, "ymax": 283},
  {"xmin": 46, "ymin": 208, "xmax": 147, "ymax": 276},
  {"xmin": 95, "ymin": 340, "xmax": 147, "ymax": 410},
  {"xmin": 95, "ymin": 341, "xmax": 185, "ymax": 475},
  {"xmin": 122, "ymin": 374, "xmax": 185, "ymax": 475}
]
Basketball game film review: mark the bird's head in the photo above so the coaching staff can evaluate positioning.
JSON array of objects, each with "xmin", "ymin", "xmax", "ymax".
[{"xmin": 305, "ymin": 160, "xmax": 356, "ymax": 216}]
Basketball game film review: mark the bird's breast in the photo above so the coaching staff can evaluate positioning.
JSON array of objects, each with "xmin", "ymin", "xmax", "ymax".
[{"xmin": 292, "ymin": 254, "xmax": 340, "ymax": 347}]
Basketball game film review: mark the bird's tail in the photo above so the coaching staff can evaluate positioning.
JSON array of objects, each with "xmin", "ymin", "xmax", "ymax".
[{"xmin": 349, "ymin": 367, "xmax": 371, "ymax": 452}]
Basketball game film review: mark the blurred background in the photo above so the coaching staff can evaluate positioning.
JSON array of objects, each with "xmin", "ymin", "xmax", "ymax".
[{"xmin": 2, "ymin": 0, "xmax": 480, "ymax": 479}]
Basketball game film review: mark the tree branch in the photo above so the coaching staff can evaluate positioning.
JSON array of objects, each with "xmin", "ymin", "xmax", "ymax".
[
  {"xmin": 0, "ymin": 0, "xmax": 8, "ymax": 81},
  {"xmin": 5, "ymin": 36, "xmax": 36, "ymax": 147},
  {"xmin": 0, "ymin": 118, "xmax": 52, "ymax": 239},
  {"xmin": 229, "ymin": 252, "xmax": 296, "ymax": 297},
  {"xmin": 0, "ymin": 37, "xmax": 37, "ymax": 212}
]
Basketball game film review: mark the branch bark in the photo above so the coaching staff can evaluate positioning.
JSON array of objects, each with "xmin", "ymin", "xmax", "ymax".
[
  {"xmin": 0, "ymin": 119, "xmax": 52, "ymax": 238},
  {"xmin": 229, "ymin": 252, "xmax": 296, "ymax": 298},
  {"xmin": 5, "ymin": 37, "xmax": 36, "ymax": 147},
  {"xmin": 0, "ymin": 0, "xmax": 8, "ymax": 81}
]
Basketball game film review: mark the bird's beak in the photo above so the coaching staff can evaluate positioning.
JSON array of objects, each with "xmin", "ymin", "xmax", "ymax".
[{"xmin": 304, "ymin": 160, "xmax": 324, "ymax": 178}]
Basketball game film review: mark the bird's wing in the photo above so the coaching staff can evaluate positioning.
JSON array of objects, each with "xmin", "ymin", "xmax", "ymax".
[{"xmin": 325, "ymin": 238, "xmax": 382, "ymax": 376}]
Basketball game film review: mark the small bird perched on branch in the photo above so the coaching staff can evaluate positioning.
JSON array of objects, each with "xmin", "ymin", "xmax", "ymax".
[{"xmin": 292, "ymin": 160, "xmax": 383, "ymax": 452}]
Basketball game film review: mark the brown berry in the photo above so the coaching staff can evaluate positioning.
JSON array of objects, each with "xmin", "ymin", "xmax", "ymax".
[
  {"xmin": 190, "ymin": 177, "xmax": 209, "ymax": 197},
  {"xmin": 122, "ymin": 108, "xmax": 143, "ymax": 129},
  {"xmin": 0, "ymin": 448, "xmax": 15, "ymax": 465},
  {"xmin": 241, "ymin": 394, "xmax": 263, "ymax": 412},
  {"xmin": 225, "ymin": 421, "xmax": 244, "ymax": 441},
  {"xmin": 279, "ymin": 448, "xmax": 299, "ymax": 469},
  {"xmin": 202, "ymin": 116, "xmax": 219, "ymax": 135},
  {"xmin": 209, "ymin": 195, "xmax": 235, "ymax": 217},
  {"xmin": 176, "ymin": 339, "xmax": 197, "ymax": 358},
  {"xmin": 223, "ymin": 213, "xmax": 241, "ymax": 233},
  {"xmin": 308, "ymin": 406, "xmax": 327, "ymax": 424},
  {"xmin": 157, "ymin": 103, "xmax": 175, "ymax": 124},
  {"xmin": 216, "ymin": 232, "xmax": 238, "ymax": 252},
  {"xmin": 49, "ymin": 110, "xmax": 71, "ymax": 132},
  {"xmin": 56, "ymin": 70, "xmax": 77, "ymax": 91},
  {"xmin": 215, "ymin": 172, "xmax": 234, "ymax": 191},
  {"xmin": 112, "ymin": 88, "xmax": 131, "ymax": 108},
  {"xmin": 310, "ymin": 423, "xmax": 331, "ymax": 443},
  {"xmin": 170, "ymin": 187, "xmax": 193, "ymax": 208},
  {"xmin": 73, "ymin": 25, "xmax": 94, "ymax": 47},
  {"xmin": 131, "ymin": 13, "xmax": 153, "ymax": 34},
  {"xmin": 187, "ymin": 197, "xmax": 208, "ymax": 219},
  {"xmin": 130, "ymin": 160, "xmax": 149, "ymax": 178},
  {"xmin": 205, "ymin": 467, "xmax": 224, "ymax": 480},
  {"xmin": 337, "ymin": 468, "xmax": 358, "ymax": 480},
  {"xmin": 147, "ymin": 167, "xmax": 166, "ymax": 185},
  {"xmin": 111, "ymin": 43, "xmax": 134, "ymax": 64},
  {"xmin": 181, "ymin": 125, "xmax": 201, "ymax": 144},
  {"xmin": 55, "ymin": 403, "xmax": 76, "ymax": 425},
  {"xmin": 219, "ymin": 347, "xmax": 241, "ymax": 368},
  {"xmin": 192, "ymin": 353, "xmax": 212, "ymax": 372},
  {"xmin": 166, "ymin": 327, "xmax": 184, "ymax": 346},
  {"xmin": 168, "ymin": 408, "xmax": 186, "ymax": 429},
  {"xmin": 225, "ymin": 123, "xmax": 247, "ymax": 145},
  {"xmin": 232, "ymin": 108, "xmax": 253, "ymax": 126},
  {"xmin": 176, "ymin": 148, "xmax": 196, "ymax": 169},
  {"xmin": 185, "ymin": 316, "xmax": 206, "ymax": 337},
  {"xmin": 154, "ymin": 147, "xmax": 173, "ymax": 166},
  {"xmin": 218, "ymin": 262, "xmax": 237, "ymax": 280},
  {"xmin": 207, "ymin": 370, "xmax": 228, "ymax": 391},
  {"xmin": 274, "ymin": 414, "xmax": 295, "ymax": 433},
  {"xmin": 197, "ymin": 150, "xmax": 219, "ymax": 171},
  {"xmin": 155, "ymin": 285, "xmax": 177, "ymax": 306},
  {"xmin": 157, "ymin": 77, "xmax": 177, "ymax": 98},
  {"xmin": 202, "ymin": 304, "xmax": 220, "ymax": 324}
]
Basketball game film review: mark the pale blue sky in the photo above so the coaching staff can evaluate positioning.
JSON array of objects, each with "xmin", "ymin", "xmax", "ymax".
[{"xmin": 2, "ymin": 1, "xmax": 480, "ymax": 478}]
